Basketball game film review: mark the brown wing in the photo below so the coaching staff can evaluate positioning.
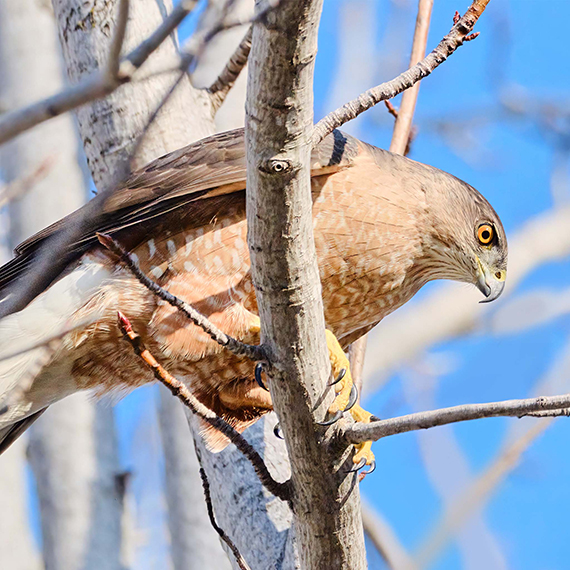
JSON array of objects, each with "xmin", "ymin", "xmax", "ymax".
[{"xmin": 0, "ymin": 127, "xmax": 359, "ymax": 297}]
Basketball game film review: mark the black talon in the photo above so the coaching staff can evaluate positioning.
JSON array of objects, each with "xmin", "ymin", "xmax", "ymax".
[
  {"xmin": 363, "ymin": 460, "xmax": 376, "ymax": 476},
  {"xmin": 370, "ymin": 415, "xmax": 381, "ymax": 422},
  {"xmin": 347, "ymin": 457, "xmax": 367, "ymax": 472},
  {"xmin": 273, "ymin": 422, "xmax": 283, "ymax": 440},
  {"xmin": 329, "ymin": 368, "xmax": 346, "ymax": 386},
  {"xmin": 343, "ymin": 384, "xmax": 358, "ymax": 412},
  {"xmin": 255, "ymin": 362, "xmax": 269, "ymax": 391},
  {"xmin": 317, "ymin": 409, "xmax": 344, "ymax": 426}
]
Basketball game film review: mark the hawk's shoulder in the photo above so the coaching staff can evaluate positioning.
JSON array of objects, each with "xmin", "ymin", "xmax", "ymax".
[{"xmin": 0, "ymin": 128, "xmax": 359, "ymax": 295}]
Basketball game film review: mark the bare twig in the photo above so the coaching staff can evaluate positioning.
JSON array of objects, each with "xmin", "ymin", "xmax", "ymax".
[
  {"xmin": 344, "ymin": 393, "xmax": 570, "ymax": 444},
  {"xmin": 117, "ymin": 312, "xmax": 291, "ymax": 503},
  {"xmin": 361, "ymin": 500, "xmax": 417, "ymax": 570},
  {"xmin": 389, "ymin": 0, "xmax": 433, "ymax": 154},
  {"xmin": 384, "ymin": 100, "xmax": 399, "ymax": 119},
  {"xmin": 126, "ymin": 0, "xmax": 200, "ymax": 71},
  {"xmin": 0, "ymin": 0, "xmax": 201, "ymax": 145},
  {"xmin": 207, "ymin": 26, "xmax": 253, "ymax": 112},
  {"xmin": 312, "ymin": 0, "xmax": 490, "ymax": 145},
  {"xmin": 348, "ymin": 338, "xmax": 367, "ymax": 398},
  {"xmin": 108, "ymin": 0, "xmax": 130, "ymax": 78},
  {"xmin": 97, "ymin": 233, "xmax": 264, "ymax": 362},
  {"xmin": 198, "ymin": 467, "xmax": 252, "ymax": 570},
  {"xmin": 0, "ymin": 157, "xmax": 54, "ymax": 208}
]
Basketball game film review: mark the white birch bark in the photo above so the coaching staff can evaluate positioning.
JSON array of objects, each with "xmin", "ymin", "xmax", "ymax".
[
  {"xmin": 52, "ymin": 0, "xmax": 214, "ymax": 181},
  {"xmin": 0, "ymin": 2, "xmax": 122, "ymax": 569}
]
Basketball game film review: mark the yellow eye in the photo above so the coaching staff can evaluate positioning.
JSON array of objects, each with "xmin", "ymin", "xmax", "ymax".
[{"xmin": 478, "ymin": 224, "xmax": 494, "ymax": 245}]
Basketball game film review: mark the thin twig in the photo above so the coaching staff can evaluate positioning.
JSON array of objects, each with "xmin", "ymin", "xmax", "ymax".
[
  {"xmin": 0, "ymin": 0, "xmax": 201, "ymax": 145},
  {"xmin": 108, "ymin": 0, "xmax": 130, "ymax": 78},
  {"xmin": 344, "ymin": 393, "xmax": 570, "ymax": 445},
  {"xmin": 97, "ymin": 233, "xmax": 264, "ymax": 362},
  {"xmin": 384, "ymin": 100, "xmax": 399, "ymax": 119},
  {"xmin": 117, "ymin": 312, "xmax": 291, "ymax": 503},
  {"xmin": 349, "ymin": 0, "xmax": 433, "ymax": 391},
  {"xmin": 207, "ymin": 26, "xmax": 253, "ymax": 112},
  {"xmin": 178, "ymin": 0, "xmax": 278, "ymax": 74},
  {"xmin": 0, "ymin": 157, "xmax": 54, "ymax": 208},
  {"xmin": 361, "ymin": 500, "xmax": 417, "ymax": 570},
  {"xmin": 312, "ymin": 0, "xmax": 490, "ymax": 145},
  {"xmin": 389, "ymin": 0, "xmax": 433, "ymax": 155},
  {"xmin": 199, "ymin": 466, "xmax": 252, "ymax": 570},
  {"xmin": 125, "ymin": 0, "xmax": 200, "ymax": 71}
]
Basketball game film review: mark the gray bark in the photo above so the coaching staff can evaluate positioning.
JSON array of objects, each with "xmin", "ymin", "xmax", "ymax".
[
  {"xmin": 52, "ymin": 0, "xmax": 214, "ymax": 181},
  {"xmin": 0, "ymin": 1, "xmax": 122, "ymax": 569},
  {"xmin": 190, "ymin": 413, "xmax": 296, "ymax": 570},
  {"xmin": 245, "ymin": 1, "xmax": 366, "ymax": 569}
]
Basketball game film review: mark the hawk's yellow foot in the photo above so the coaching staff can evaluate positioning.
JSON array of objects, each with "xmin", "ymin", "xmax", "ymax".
[{"xmin": 324, "ymin": 329, "xmax": 376, "ymax": 473}]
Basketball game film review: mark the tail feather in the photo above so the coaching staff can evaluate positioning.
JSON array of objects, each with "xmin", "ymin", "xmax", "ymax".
[
  {"xmin": 0, "ymin": 257, "xmax": 110, "ymax": 446},
  {"xmin": 0, "ymin": 409, "xmax": 46, "ymax": 454}
]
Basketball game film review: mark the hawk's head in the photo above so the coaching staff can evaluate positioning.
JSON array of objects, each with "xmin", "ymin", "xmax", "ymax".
[{"xmin": 420, "ymin": 172, "xmax": 507, "ymax": 303}]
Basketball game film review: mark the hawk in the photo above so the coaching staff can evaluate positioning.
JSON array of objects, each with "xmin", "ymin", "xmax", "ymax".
[{"xmin": 0, "ymin": 128, "xmax": 507, "ymax": 467}]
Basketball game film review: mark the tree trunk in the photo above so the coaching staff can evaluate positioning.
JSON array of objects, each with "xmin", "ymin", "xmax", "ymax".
[
  {"xmin": 52, "ymin": 0, "xmax": 214, "ymax": 181},
  {"xmin": 245, "ymin": 1, "xmax": 366, "ymax": 568}
]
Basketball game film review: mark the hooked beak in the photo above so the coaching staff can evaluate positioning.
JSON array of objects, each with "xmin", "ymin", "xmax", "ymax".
[{"xmin": 476, "ymin": 258, "xmax": 505, "ymax": 304}]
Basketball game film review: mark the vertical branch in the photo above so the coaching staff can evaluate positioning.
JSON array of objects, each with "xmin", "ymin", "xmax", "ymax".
[
  {"xmin": 389, "ymin": 0, "xmax": 433, "ymax": 154},
  {"xmin": 158, "ymin": 390, "xmax": 232, "ymax": 570},
  {"xmin": 349, "ymin": 0, "xmax": 433, "ymax": 390},
  {"xmin": 246, "ymin": 1, "xmax": 366, "ymax": 568}
]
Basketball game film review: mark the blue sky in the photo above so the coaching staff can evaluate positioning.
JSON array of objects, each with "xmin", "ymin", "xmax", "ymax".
[
  {"xmin": 313, "ymin": 1, "xmax": 570, "ymax": 569},
  {"xmin": 112, "ymin": 1, "xmax": 570, "ymax": 569}
]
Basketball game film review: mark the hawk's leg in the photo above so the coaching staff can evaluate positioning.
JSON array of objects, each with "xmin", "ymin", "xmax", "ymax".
[
  {"xmin": 250, "ymin": 317, "xmax": 376, "ymax": 469},
  {"xmin": 324, "ymin": 329, "xmax": 376, "ymax": 470}
]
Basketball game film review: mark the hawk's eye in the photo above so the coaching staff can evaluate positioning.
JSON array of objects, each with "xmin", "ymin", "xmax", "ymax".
[{"xmin": 477, "ymin": 224, "xmax": 494, "ymax": 245}]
